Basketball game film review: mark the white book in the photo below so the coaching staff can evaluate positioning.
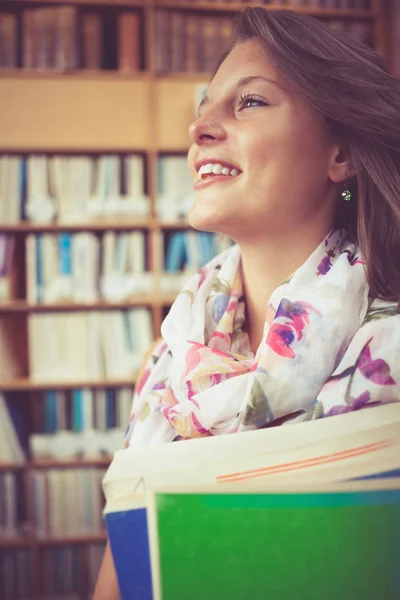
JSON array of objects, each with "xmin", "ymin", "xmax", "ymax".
[
  {"xmin": 26, "ymin": 235, "xmax": 37, "ymax": 304},
  {"xmin": 48, "ymin": 470, "xmax": 65, "ymax": 536},
  {"xmin": 104, "ymin": 403, "xmax": 400, "ymax": 500},
  {"xmin": 129, "ymin": 308, "xmax": 154, "ymax": 359},
  {"xmin": 88, "ymin": 312, "xmax": 104, "ymax": 379},
  {"xmin": 116, "ymin": 387, "xmax": 134, "ymax": 429},
  {"xmin": 26, "ymin": 155, "xmax": 55, "ymax": 223},
  {"xmin": 3, "ymin": 156, "xmax": 21, "ymax": 223},
  {"xmin": 42, "ymin": 234, "xmax": 59, "ymax": 302},
  {"xmin": 125, "ymin": 154, "xmax": 144, "ymax": 199},
  {"xmin": 72, "ymin": 233, "xmax": 99, "ymax": 302},
  {"xmin": 82, "ymin": 388, "xmax": 94, "ymax": 430},
  {"xmin": 94, "ymin": 389, "xmax": 107, "ymax": 431}
]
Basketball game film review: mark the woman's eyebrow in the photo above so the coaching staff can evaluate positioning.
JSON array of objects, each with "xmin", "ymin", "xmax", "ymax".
[
  {"xmin": 196, "ymin": 75, "xmax": 284, "ymax": 117},
  {"xmin": 237, "ymin": 75, "xmax": 283, "ymax": 89}
]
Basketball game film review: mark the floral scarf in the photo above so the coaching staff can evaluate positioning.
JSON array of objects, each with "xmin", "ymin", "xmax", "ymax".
[{"xmin": 126, "ymin": 229, "xmax": 400, "ymax": 446}]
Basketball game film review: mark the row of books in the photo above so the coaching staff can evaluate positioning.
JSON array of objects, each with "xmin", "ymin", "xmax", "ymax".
[
  {"xmin": 154, "ymin": 11, "xmax": 373, "ymax": 75},
  {"xmin": 26, "ymin": 309, "xmax": 153, "ymax": 381},
  {"xmin": 155, "ymin": 11, "xmax": 232, "ymax": 74},
  {"xmin": 36, "ymin": 388, "xmax": 132, "ymax": 435},
  {"xmin": 0, "ymin": 7, "xmax": 141, "ymax": 71},
  {"xmin": 0, "ymin": 154, "xmax": 148, "ymax": 224},
  {"xmin": 33, "ymin": 468, "xmax": 106, "ymax": 538},
  {"xmin": 26, "ymin": 231, "xmax": 150, "ymax": 304},
  {"xmin": 0, "ymin": 549, "xmax": 31, "ymax": 600},
  {"xmin": 104, "ymin": 404, "xmax": 400, "ymax": 600},
  {"xmin": 0, "ymin": 154, "xmax": 205, "ymax": 224},
  {"xmin": 0, "ymin": 543, "xmax": 105, "ymax": 600},
  {"xmin": 24, "ymin": 229, "xmax": 225, "ymax": 302}
]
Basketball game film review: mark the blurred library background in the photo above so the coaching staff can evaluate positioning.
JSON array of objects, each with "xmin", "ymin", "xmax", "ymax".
[{"xmin": 0, "ymin": 0, "xmax": 399, "ymax": 598}]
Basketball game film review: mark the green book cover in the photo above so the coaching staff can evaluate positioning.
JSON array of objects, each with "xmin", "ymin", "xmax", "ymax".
[{"xmin": 155, "ymin": 490, "xmax": 400, "ymax": 600}]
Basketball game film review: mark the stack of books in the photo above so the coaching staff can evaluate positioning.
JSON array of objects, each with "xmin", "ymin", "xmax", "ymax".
[{"xmin": 103, "ymin": 403, "xmax": 400, "ymax": 600}]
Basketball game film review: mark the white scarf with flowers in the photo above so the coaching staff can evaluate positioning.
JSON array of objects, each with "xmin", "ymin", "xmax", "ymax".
[{"xmin": 126, "ymin": 229, "xmax": 400, "ymax": 446}]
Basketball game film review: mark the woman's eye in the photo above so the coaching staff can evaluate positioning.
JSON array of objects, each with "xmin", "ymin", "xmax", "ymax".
[{"xmin": 237, "ymin": 95, "xmax": 268, "ymax": 110}]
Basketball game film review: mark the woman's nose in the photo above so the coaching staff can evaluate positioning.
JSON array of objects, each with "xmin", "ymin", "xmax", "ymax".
[{"xmin": 188, "ymin": 115, "xmax": 226, "ymax": 145}]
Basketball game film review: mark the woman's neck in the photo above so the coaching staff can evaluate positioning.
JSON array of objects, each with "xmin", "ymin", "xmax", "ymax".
[{"xmin": 240, "ymin": 229, "xmax": 330, "ymax": 354}]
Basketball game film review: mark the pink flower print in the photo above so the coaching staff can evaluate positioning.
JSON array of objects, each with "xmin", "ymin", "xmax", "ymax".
[
  {"xmin": 325, "ymin": 391, "xmax": 373, "ymax": 417},
  {"xmin": 137, "ymin": 367, "xmax": 151, "ymax": 396},
  {"xmin": 267, "ymin": 324, "xmax": 295, "ymax": 358},
  {"xmin": 358, "ymin": 339, "xmax": 396, "ymax": 385},
  {"xmin": 316, "ymin": 249, "xmax": 336, "ymax": 276},
  {"xmin": 316, "ymin": 255, "xmax": 332, "ymax": 276},
  {"xmin": 161, "ymin": 386, "xmax": 179, "ymax": 408},
  {"xmin": 184, "ymin": 343, "xmax": 203, "ymax": 376},
  {"xmin": 266, "ymin": 300, "xmax": 319, "ymax": 358}
]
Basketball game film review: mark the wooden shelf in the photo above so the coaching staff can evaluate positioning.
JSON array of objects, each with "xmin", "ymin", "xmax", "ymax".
[
  {"xmin": 0, "ymin": 219, "xmax": 154, "ymax": 233},
  {"xmin": 0, "ymin": 219, "xmax": 193, "ymax": 233},
  {"xmin": 0, "ymin": 77, "xmax": 152, "ymax": 150},
  {"xmin": 0, "ymin": 69, "xmax": 151, "ymax": 80},
  {"xmin": 0, "ymin": 536, "xmax": 35, "ymax": 548},
  {"xmin": 37, "ymin": 534, "xmax": 107, "ymax": 545},
  {"xmin": 0, "ymin": 295, "xmax": 177, "ymax": 312},
  {"xmin": 0, "ymin": 378, "xmax": 136, "ymax": 391},
  {"xmin": 0, "ymin": 534, "xmax": 107, "ymax": 548},
  {"xmin": 0, "ymin": 462, "xmax": 26, "ymax": 471},
  {"xmin": 29, "ymin": 458, "xmax": 111, "ymax": 469}
]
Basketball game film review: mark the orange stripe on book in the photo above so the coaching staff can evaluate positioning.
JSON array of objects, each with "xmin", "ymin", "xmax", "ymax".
[{"xmin": 217, "ymin": 440, "xmax": 393, "ymax": 483}]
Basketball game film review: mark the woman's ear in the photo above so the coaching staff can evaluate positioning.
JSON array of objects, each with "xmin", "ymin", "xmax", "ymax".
[{"xmin": 327, "ymin": 143, "xmax": 356, "ymax": 183}]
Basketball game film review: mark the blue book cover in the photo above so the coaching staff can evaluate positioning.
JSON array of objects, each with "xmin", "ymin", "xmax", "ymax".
[
  {"xmin": 105, "ymin": 501, "xmax": 153, "ymax": 600},
  {"xmin": 35, "ymin": 234, "xmax": 43, "ymax": 303},
  {"xmin": 4, "ymin": 395, "xmax": 28, "ymax": 456},
  {"xmin": 44, "ymin": 391, "xmax": 57, "ymax": 434},
  {"xmin": 71, "ymin": 389, "xmax": 83, "ymax": 432},
  {"xmin": 165, "ymin": 232, "xmax": 186, "ymax": 272},
  {"xmin": 106, "ymin": 390, "xmax": 116, "ymax": 429},
  {"xmin": 58, "ymin": 233, "xmax": 72, "ymax": 276}
]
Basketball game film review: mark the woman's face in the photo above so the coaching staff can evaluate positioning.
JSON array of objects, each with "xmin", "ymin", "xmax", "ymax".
[{"xmin": 187, "ymin": 39, "xmax": 339, "ymax": 242}]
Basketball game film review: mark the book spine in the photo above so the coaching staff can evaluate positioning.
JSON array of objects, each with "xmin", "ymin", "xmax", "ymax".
[{"xmin": 117, "ymin": 12, "xmax": 141, "ymax": 73}]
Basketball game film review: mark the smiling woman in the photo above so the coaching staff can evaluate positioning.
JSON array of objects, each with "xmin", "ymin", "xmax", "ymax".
[{"xmin": 93, "ymin": 7, "xmax": 400, "ymax": 599}]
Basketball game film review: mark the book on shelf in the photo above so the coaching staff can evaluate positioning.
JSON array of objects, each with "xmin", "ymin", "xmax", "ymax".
[
  {"xmin": 117, "ymin": 12, "xmax": 141, "ymax": 73},
  {"xmin": 27, "ymin": 308, "xmax": 153, "ymax": 382},
  {"xmin": 0, "ymin": 394, "xmax": 26, "ymax": 464},
  {"xmin": 34, "ymin": 467, "xmax": 106, "ymax": 539},
  {"xmin": 0, "ymin": 543, "xmax": 105, "ymax": 600},
  {"xmin": 103, "ymin": 402, "xmax": 400, "ymax": 600},
  {"xmin": 0, "ymin": 234, "xmax": 15, "ymax": 302},
  {"xmin": 30, "ymin": 386, "xmax": 133, "ymax": 460},
  {"xmin": 81, "ymin": 12, "xmax": 103, "ymax": 71},
  {"xmin": 0, "ymin": 153, "xmax": 148, "ymax": 225},
  {"xmin": 26, "ymin": 230, "xmax": 151, "ymax": 304},
  {"xmin": 3, "ymin": 3, "xmax": 144, "ymax": 72},
  {"xmin": 0, "ymin": 12, "xmax": 17, "ymax": 70}
]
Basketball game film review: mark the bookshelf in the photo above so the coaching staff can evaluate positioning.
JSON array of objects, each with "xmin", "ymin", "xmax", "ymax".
[{"xmin": 0, "ymin": 1, "xmax": 396, "ymax": 598}]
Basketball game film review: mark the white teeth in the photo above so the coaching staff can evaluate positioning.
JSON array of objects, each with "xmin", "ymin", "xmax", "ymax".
[
  {"xmin": 212, "ymin": 164, "xmax": 223, "ymax": 175},
  {"xmin": 197, "ymin": 162, "xmax": 240, "ymax": 180}
]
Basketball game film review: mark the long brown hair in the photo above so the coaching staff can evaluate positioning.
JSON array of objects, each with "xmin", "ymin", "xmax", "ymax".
[{"xmin": 226, "ymin": 7, "xmax": 400, "ymax": 301}]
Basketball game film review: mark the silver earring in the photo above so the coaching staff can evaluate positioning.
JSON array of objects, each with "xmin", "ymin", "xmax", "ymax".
[{"xmin": 342, "ymin": 182, "xmax": 351, "ymax": 202}]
